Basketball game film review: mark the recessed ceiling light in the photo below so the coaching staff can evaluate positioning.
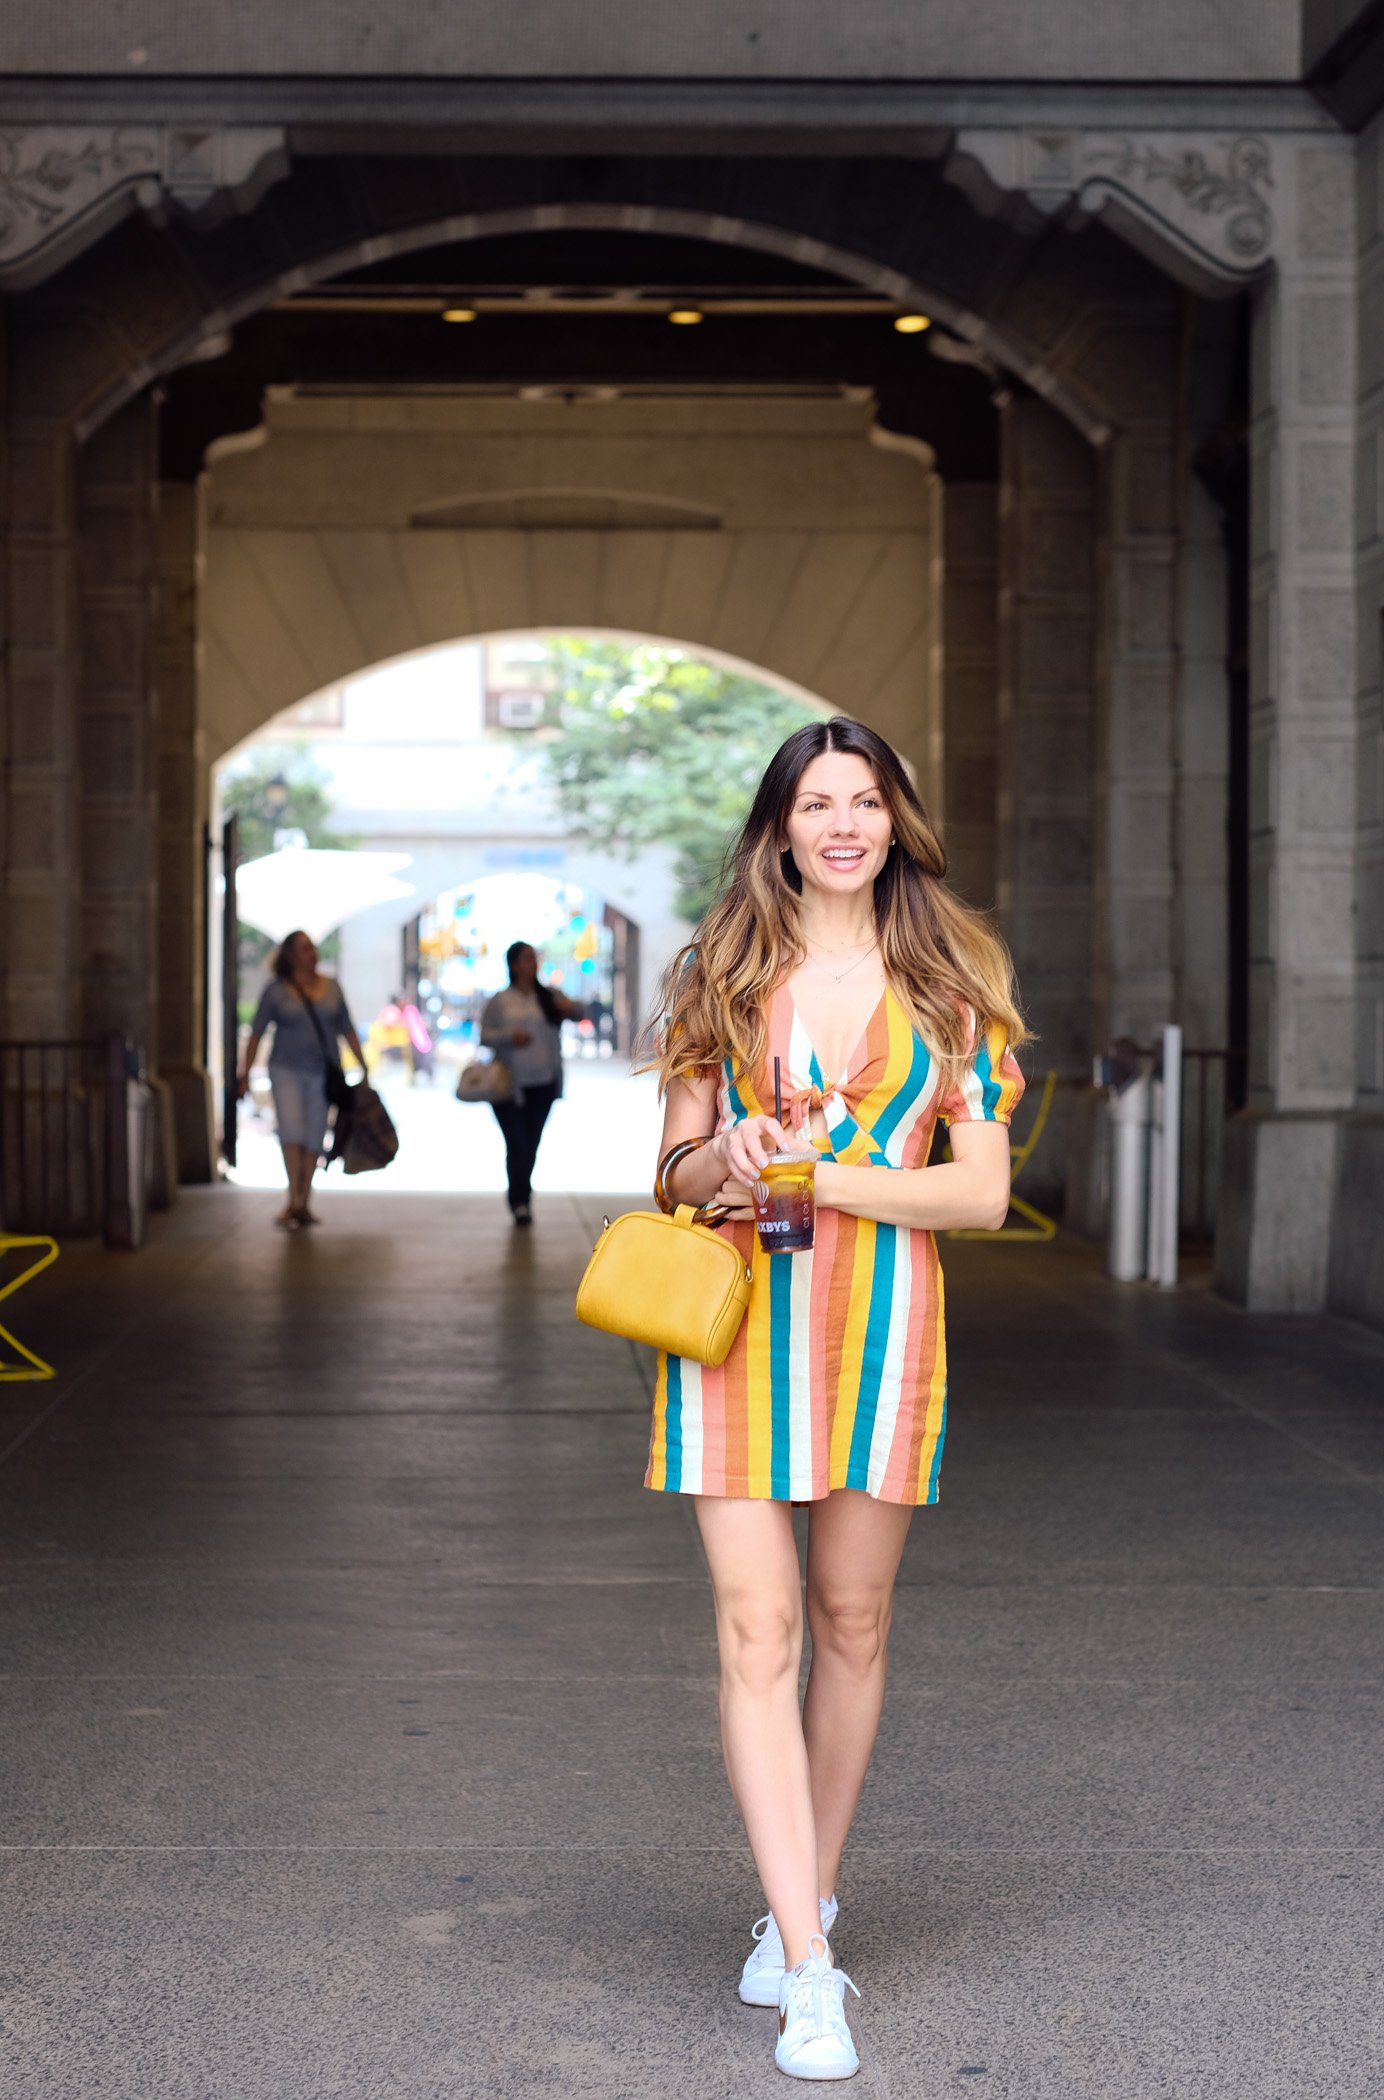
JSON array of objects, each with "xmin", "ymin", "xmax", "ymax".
[
  {"xmin": 667, "ymin": 308, "xmax": 704, "ymax": 326},
  {"xmin": 441, "ymin": 307, "xmax": 478, "ymax": 324},
  {"xmin": 894, "ymin": 313, "xmax": 931, "ymax": 335}
]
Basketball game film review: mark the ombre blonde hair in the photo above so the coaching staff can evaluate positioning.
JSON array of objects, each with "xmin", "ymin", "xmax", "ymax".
[{"xmin": 648, "ymin": 716, "xmax": 1028, "ymax": 1097}]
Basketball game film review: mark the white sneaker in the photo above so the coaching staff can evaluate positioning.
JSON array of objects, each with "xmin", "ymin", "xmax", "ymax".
[
  {"xmin": 739, "ymin": 1895, "xmax": 839, "ymax": 2007},
  {"xmin": 775, "ymin": 1935, "xmax": 861, "ymax": 2081}
]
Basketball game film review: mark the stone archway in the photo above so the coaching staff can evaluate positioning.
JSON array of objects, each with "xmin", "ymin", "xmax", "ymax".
[
  {"xmin": 3, "ymin": 132, "xmax": 1344, "ymax": 1300},
  {"xmin": 199, "ymin": 389, "xmax": 940, "ymax": 778},
  {"xmin": 0, "ymin": 159, "xmax": 1203, "ymax": 1222}
]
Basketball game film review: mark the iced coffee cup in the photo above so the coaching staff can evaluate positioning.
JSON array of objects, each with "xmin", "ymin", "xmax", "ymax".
[{"xmin": 751, "ymin": 1149, "xmax": 817, "ymax": 1254}]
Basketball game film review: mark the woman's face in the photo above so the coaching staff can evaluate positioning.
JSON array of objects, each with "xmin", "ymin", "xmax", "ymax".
[
  {"xmin": 509, "ymin": 944, "xmax": 539, "ymax": 989},
  {"xmin": 286, "ymin": 934, "xmax": 318, "ymax": 976},
  {"xmin": 783, "ymin": 752, "xmax": 893, "ymax": 900}
]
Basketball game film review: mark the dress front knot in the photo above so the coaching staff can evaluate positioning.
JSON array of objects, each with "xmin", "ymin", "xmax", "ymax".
[{"xmin": 784, "ymin": 1081, "xmax": 824, "ymax": 1137}]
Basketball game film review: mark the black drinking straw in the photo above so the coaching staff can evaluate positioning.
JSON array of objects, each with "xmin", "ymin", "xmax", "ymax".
[{"xmin": 774, "ymin": 1055, "xmax": 783, "ymax": 1125}]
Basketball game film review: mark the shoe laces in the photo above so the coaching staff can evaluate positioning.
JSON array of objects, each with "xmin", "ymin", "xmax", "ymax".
[
  {"xmin": 748, "ymin": 1912, "xmax": 783, "ymax": 1962},
  {"xmin": 785, "ymin": 1935, "xmax": 860, "ymax": 2038}
]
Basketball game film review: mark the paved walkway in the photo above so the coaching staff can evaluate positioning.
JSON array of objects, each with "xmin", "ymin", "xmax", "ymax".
[{"xmin": 1, "ymin": 1189, "xmax": 1381, "ymax": 2100}]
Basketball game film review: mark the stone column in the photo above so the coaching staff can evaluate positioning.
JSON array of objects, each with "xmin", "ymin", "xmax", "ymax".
[
  {"xmin": 1097, "ymin": 398, "xmax": 1232, "ymax": 1237},
  {"xmin": 75, "ymin": 396, "xmax": 159, "ymax": 1047},
  {"xmin": 995, "ymin": 395, "xmax": 1098, "ymax": 1211},
  {"xmin": 74, "ymin": 393, "xmax": 180, "ymax": 1206},
  {"xmin": 1095, "ymin": 427, "xmax": 1181, "ymax": 1050},
  {"xmin": 1176, "ymin": 476, "xmax": 1232, "ymax": 1061},
  {"xmin": 0, "ymin": 374, "xmax": 81, "ymax": 1042},
  {"xmin": 1327, "ymin": 111, "xmax": 1384, "ymax": 1325},
  {"xmin": 1217, "ymin": 138, "xmax": 1359, "ymax": 1310},
  {"xmin": 939, "ymin": 481, "xmax": 999, "ymax": 908},
  {"xmin": 155, "ymin": 477, "xmax": 215, "ymax": 1182}
]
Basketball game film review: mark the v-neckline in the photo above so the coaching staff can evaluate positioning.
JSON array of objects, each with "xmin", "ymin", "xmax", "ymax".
[{"xmin": 787, "ymin": 983, "xmax": 889, "ymax": 1090}]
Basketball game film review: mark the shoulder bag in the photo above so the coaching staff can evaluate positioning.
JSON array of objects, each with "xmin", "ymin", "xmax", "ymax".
[
  {"xmin": 456, "ymin": 1054, "xmax": 513, "ymax": 1104},
  {"xmin": 574, "ymin": 1138, "xmax": 753, "ymax": 1368}
]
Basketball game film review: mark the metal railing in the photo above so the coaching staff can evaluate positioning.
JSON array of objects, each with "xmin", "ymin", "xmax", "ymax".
[{"xmin": 0, "ymin": 1036, "xmax": 149, "ymax": 1245}]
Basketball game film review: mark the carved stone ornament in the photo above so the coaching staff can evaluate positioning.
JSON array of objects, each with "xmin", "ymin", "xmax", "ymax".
[
  {"xmin": 0, "ymin": 126, "xmax": 287, "ymax": 290},
  {"xmin": 947, "ymin": 128, "xmax": 1276, "ymax": 292}
]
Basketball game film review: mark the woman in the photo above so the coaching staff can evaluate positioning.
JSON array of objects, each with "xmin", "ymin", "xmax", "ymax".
[
  {"xmin": 649, "ymin": 718, "xmax": 1026, "ymax": 2081},
  {"xmin": 480, "ymin": 942, "xmax": 586, "ymax": 1226},
  {"xmin": 238, "ymin": 931, "xmax": 366, "ymax": 1228}
]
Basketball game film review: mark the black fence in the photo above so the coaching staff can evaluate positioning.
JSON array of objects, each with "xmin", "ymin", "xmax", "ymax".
[{"xmin": 0, "ymin": 1037, "xmax": 147, "ymax": 1244}]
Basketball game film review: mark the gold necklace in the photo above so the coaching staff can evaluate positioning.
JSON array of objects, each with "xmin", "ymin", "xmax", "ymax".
[{"xmin": 804, "ymin": 940, "xmax": 879, "ymax": 986}]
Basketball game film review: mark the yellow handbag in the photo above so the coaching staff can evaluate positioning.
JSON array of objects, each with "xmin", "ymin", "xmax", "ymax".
[{"xmin": 574, "ymin": 1139, "xmax": 753, "ymax": 1367}]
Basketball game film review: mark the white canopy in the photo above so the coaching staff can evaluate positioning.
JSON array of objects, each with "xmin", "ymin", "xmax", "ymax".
[{"xmin": 232, "ymin": 846, "xmax": 416, "ymax": 944}]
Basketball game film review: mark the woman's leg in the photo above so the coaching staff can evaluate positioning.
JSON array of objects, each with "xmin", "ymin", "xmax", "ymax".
[
  {"xmin": 513, "ymin": 1083, "xmax": 557, "ymax": 1206},
  {"xmin": 275, "ymin": 1141, "xmax": 300, "ymax": 1221},
  {"xmin": 802, "ymin": 1490, "xmax": 914, "ymax": 1902},
  {"xmin": 490, "ymin": 1101, "xmax": 522, "ymax": 1212},
  {"xmin": 294, "ymin": 1147, "xmax": 320, "ymax": 1217},
  {"xmin": 694, "ymin": 1496, "xmax": 821, "ymax": 1968}
]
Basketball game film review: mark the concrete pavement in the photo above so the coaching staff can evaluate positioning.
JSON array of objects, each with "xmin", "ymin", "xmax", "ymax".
[{"xmin": 0, "ymin": 1187, "xmax": 1381, "ymax": 2099}]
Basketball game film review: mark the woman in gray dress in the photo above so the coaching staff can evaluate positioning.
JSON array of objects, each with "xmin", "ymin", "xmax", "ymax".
[{"xmin": 238, "ymin": 931, "xmax": 366, "ymax": 1227}]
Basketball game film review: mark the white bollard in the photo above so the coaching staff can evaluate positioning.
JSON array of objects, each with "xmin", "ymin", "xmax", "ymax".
[{"xmin": 1107, "ymin": 1070, "xmax": 1151, "ymax": 1281}]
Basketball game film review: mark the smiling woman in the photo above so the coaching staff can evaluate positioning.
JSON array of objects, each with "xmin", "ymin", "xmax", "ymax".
[{"xmin": 638, "ymin": 714, "xmax": 1027, "ymax": 2078}]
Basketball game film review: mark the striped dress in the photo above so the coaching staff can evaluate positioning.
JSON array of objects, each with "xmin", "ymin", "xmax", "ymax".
[{"xmin": 645, "ymin": 983, "xmax": 1024, "ymax": 1506}]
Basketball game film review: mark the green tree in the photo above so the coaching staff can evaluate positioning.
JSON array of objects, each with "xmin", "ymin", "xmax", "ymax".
[
  {"xmin": 529, "ymin": 639, "xmax": 820, "ymax": 921},
  {"xmin": 220, "ymin": 748, "xmax": 358, "ymax": 986},
  {"xmin": 220, "ymin": 748, "xmax": 356, "ymax": 868}
]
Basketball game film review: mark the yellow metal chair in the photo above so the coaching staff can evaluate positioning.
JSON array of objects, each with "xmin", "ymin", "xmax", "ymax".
[
  {"xmin": 0, "ymin": 1235, "xmax": 59, "ymax": 1380},
  {"xmin": 946, "ymin": 1068, "xmax": 1059, "ymax": 1243}
]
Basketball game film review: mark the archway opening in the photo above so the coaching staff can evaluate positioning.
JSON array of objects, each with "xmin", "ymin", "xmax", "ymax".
[{"xmin": 214, "ymin": 630, "xmax": 828, "ymax": 1195}]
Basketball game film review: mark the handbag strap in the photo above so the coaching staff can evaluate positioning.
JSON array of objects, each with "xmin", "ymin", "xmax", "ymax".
[
  {"xmin": 288, "ymin": 977, "xmax": 342, "ymax": 1074},
  {"xmin": 655, "ymin": 1135, "xmax": 729, "ymax": 1227}
]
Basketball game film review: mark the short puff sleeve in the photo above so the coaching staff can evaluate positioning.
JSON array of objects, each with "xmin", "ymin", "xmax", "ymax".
[
  {"xmin": 250, "ymin": 979, "xmax": 279, "ymax": 1036},
  {"xmin": 936, "ymin": 1013, "xmax": 1026, "ymax": 1128}
]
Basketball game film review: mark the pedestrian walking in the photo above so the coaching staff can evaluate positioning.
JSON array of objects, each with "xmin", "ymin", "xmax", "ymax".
[
  {"xmin": 647, "ymin": 717, "xmax": 1027, "ymax": 2080},
  {"xmin": 480, "ymin": 942, "xmax": 587, "ymax": 1225},
  {"xmin": 372, "ymin": 993, "xmax": 435, "ymax": 1084},
  {"xmin": 238, "ymin": 931, "xmax": 366, "ymax": 1228}
]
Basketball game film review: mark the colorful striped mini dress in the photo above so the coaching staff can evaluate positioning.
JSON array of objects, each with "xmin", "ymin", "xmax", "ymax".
[{"xmin": 645, "ymin": 983, "xmax": 1024, "ymax": 1507}]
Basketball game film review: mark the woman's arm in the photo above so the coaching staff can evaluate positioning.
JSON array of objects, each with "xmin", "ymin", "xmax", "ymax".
[
  {"xmin": 657, "ymin": 1072, "xmax": 791, "ymax": 1211},
  {"xmin": 238, "ymin": 982, "xmax": 277, "ymax": 1097},
  {"xmin": 817, "ymin": 1122, "xmax": 1011, "ymax": 1232},
  {"xmin": 236, "ymin": 1030, "xmax": 265, "ymax": 1099},
  {"xmin": 333, "ymin": 986, "xmax": 366, "ymax": 1067},
  {"xmin": 551, "ymin": 990, "xmax": 587, "ymax": 1022}
]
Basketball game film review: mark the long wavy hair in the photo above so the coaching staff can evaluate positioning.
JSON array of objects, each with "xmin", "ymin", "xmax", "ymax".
[{"xmin": 648, "ymin": 716, "xmax": 1028, "ymax": 1095}]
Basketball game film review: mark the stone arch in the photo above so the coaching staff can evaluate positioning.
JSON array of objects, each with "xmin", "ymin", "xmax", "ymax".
[
  {"xmin": 9, "ymin": 153, "xmax": 1184, "ymax": 450},
  {"xmin": 217, "ymin": 625, "xmax": 835, "ymax": 772},
  {"xmin": 0, "ymin": 145, "xmax": 1203, "ymax": 1207},
  {"xmin": 198, "ymin": 387, "xmax": 943, "ymax": 782}
]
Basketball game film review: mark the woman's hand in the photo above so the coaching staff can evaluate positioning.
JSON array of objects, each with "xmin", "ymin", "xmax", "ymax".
[
  {"xmin": 510, "ymin": 1028, "xmax": 532, "ymax": 1047},
  {"xmin": 716, "ymin": 1113, "xmax": 791, "ymax": 1184},
  {"xmin": 712, "ymin": 1174, "xmax": 758, "ymax": 1221}
]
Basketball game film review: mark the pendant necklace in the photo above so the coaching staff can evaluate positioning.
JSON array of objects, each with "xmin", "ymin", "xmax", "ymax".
[{"xmin": 804, "ymin": 940, "xmax": 878, "ymax": 986}]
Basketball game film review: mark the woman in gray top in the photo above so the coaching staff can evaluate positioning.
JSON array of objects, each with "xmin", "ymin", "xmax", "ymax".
[
  {"xmin": 480, "ymin": 940, "xmax": 586, "ymax": 1226},
  {"xmin": 238, "ymin": 931, "xmax": 365, "ymax": 1228}
]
